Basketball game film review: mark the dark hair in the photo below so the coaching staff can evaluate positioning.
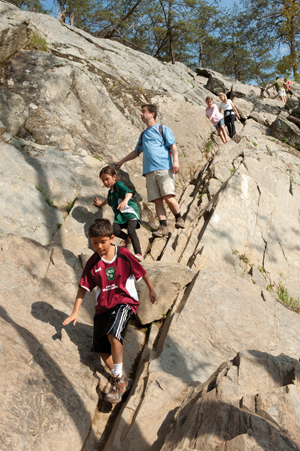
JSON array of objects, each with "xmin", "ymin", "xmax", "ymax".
[
  {"xmin": 88, "ymin": 218, "xmax": 113, "ymax": 238},
  {"xmin": 276, "ymin": 76, "xmax": 279, "ymax": 80},
  {"xmin": 205, "ymin": 96, "xmax": 213, "ymax": 102},
  {"xmin": 141, "ymin": 104, "xmax": 157, "ymax": 119},
  {"xmin": 99, "ymin": 165, "xmax": 118, "ymax": 179}
]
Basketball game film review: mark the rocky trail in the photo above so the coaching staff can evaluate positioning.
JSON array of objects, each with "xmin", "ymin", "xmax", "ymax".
[{"xmin": 1, "ymin": 2, "xmax": 300, "ymax": 450}]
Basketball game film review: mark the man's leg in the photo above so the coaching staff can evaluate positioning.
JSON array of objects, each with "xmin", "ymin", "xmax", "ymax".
[
  {"xmin": 153, "ymin": 197, "xmax": 167, "ymax": 221},
  {"xmin": 163, "ymin": 194, "xmax": 180, "ymax": 215}
]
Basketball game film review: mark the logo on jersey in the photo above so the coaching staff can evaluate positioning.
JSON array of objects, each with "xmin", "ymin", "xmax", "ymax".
[{"xmin": 106, "ymin": 267, "xmax": 116, "ymax": 281}]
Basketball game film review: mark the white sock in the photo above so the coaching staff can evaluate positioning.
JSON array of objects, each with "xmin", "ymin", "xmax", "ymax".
[{"xmin": 113, "ymin": 363, "xmax": 123, "ymax": 378}]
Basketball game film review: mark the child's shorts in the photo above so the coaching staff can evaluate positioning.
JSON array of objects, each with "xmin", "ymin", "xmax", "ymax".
[
  {"xmin": 92, "ymin": 304, "xmax": 133, "ymax": 353},
  {"xmin": 215, "ymin": 118, "xmax": 225, "ymax": 129},
  {"xmin": 145, "ymin": 169, "xmax": 175, "ymax": 202}
]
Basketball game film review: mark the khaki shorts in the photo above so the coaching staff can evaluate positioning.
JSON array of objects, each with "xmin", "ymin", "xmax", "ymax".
[{"xmin": 145, "ymin": 169, "xmax": 175, "ymax": 202}]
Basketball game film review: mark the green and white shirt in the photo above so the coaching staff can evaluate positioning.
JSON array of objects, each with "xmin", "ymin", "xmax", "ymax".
[{"xmin": 107, "ymin": 181, "xmax": 140, "ymax": 225}]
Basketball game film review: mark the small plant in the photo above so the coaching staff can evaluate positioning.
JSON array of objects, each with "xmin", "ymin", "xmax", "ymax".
[
  {"xmin": 257, "ymin": 265, "xmax": 266, "ymax": 273},
  {"xmin": 253, "ymin": 142, "xmax": 257, "ymax": 147},
  {"xmin": 276, "ymin": 281, "xmax": 300, "ymax": 312},
  {"xmin": 35, "ymin": 185, "xmax": 57, "ymax": 208},
  {"xmin": 230, "ymin": 167, "xmax": 237, "ymax": 173},
  {"xmin": 26, "ymin": 31, "xmax": 48, "ymax": 52},
  {"xmin": 93, "ymin": 155, "xmax": 102, "ymax": 161},
  {"xmin": 162, "ymin": 312, "xmax": 167, "ymax": 318},
  {"xmin": 204, "ymin": 141, "xmax": 211, "ymax": 153},
  {"xmin": 66, "ymin": 198, "xmax": 76, "ymax": 214},
  {"xmin": 240, "ymin": 254, "xmax": 249, "ymax": 264},
  {"xmin": 282, "ymin": 137, "xmax": 289, "ymax": 144},
  {"xmin": 266, "ymin": 284, "xmax": 273, "ymax": 291},
  {"xmin": 57, "ymin": 223, "xmax": 62, "ymax": 228},
  {"xmin": 198, "ymin": 192, "xmax": 204, "ymax": 199},
  {"xmin": 232, "ymin": 249, "xmax": 239, "ymax": 255},
  {"xmin": 182, "ymin": 151, "xmax": 186, "ymax": 157}
]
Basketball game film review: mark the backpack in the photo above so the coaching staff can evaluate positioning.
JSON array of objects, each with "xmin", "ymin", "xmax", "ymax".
[{"xmin": 138, "ymin": 124, "xmax": 171, "ymax": 156}]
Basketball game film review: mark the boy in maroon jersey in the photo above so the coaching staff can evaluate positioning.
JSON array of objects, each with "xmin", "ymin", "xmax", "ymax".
[{"xmin": 63, "ymin": 218, "xmax": 156, "ymax": 403}]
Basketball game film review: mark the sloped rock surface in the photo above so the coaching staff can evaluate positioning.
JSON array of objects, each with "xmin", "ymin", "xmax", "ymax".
[{"xmin": 1, "ymin": 2, "xmax": 300, "ymax": 451}]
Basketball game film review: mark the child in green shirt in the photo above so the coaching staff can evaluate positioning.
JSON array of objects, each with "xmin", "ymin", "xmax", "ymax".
[{"xmin": 93, "ymin": 166, "xmax": 143, "ymax": 261}]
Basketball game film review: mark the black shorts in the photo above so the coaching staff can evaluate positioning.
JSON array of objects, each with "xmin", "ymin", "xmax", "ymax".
[{"xmin": 92, "ymin": 304, "xmax": 133, "ymax": 353}]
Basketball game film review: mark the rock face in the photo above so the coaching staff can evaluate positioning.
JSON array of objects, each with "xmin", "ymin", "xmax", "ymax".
[{"xmin": 1, "ymin": 3, "xmax": 300, "ymax": 451}]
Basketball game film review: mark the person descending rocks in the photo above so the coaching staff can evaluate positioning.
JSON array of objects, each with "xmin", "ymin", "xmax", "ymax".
[
  {"xmin": 93, "ymin": 166, "xmax": 143, "ymax": 262},
  {"xmin": 218, "ymin": 92, "xmax": 240, "ymax": 138},
  {"xmin": 115, "ymin": 104, "xmax": 185, "ymax": 238},
  {"xmin": 265, "ymin": 77, "xmax": 286, "ymax": 102},
  {"xmin": 205, "ymin": 96, "xmax": 228, "ymax": 144},
  {"xmin": 63, "ymin": 218, "xmax": 156, "ymax": 404}
]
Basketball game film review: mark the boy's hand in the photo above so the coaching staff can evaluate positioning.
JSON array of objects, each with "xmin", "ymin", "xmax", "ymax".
[
  {"xmin": 117, "ymin": 200, "xmax": 128, "ymax": 211},
  {"xmin": 115, "ymin": 161, "xmax": 122, "ymax": 169},
  {"xmin": 149, "ymin": 289, "xmax": 156, "ymax": 304},
  {"xmin": 93, "ymin": 197, "xmax": 102, "ymax": 208},
  {"xmin": 63, "ymin": 312, "xmax": 78, "ymax": 326}
]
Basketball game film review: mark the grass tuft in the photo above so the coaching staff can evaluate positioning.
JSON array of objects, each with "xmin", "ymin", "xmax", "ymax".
[{"xmin": 26, "ymin": 31, "xmax": 48, "ymax": 52}]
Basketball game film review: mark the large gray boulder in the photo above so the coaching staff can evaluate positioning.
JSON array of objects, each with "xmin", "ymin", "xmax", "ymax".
[
  {"xmin": 161, "ymin": 351, "xmax": 300, "ymax": 451},
  {"xmin": 272, "ymin": 114, "xmax": 300, "ymax": 150},
  {"xmin": 249, "ymin": 97, "xmax": 283, "ymax": 127}
]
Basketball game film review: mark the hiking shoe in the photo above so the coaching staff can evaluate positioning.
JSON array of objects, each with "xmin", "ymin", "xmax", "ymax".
[
  {"xmin": 152, "ymin": 225, "xmax": 169, "ymax": 238},
  {"xmin": 121, "ymin": 237, "xmax": 131, "ymax": 249},
  {"xmin": 134, "ymin": 254, "xmax": 144, "ymax": 262},
  {"xmin": 104, "ymin": 375, "xmax": 129, "ymax": 404},
  {"xmin": 175, "ymin": 217, "xmax": 185, "ymax": 229}
]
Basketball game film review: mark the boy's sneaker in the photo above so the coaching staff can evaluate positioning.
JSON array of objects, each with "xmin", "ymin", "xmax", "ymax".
[
  {"xmin": 175, "ymin": 217, "xmax": 185, "ymax": 229},
  {"xmin": 152, "ymin": 225, "xmax": 169, "ymax": 238},
  {"xmin": 105, "ymin": 375, "xmax": 129, "ymax": 404},
  {"xmin": 121, "ymin": 237, "xmax": 131, "ymax": 249},
  {"xmin": 134, "ymin": 254, "xmax": 144, "ymax": 262}
]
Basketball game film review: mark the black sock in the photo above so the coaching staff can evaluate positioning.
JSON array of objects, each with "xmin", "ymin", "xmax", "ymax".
[
  {"xmin": 175, "ymin": 213, "xmax": 182, "ymax": 220},
  {"xmin": 159, "ymin": 219, "xmax": 167, "ymax": 227}
]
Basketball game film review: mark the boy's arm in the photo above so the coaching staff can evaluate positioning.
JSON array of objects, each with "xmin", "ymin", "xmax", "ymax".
[
  {"xmin": 62, "ymin": 286, "xmax": 87, "ymax": 326},
  {"xmin": 93, "ymin": 197, "xmax": 108, "ymax": 208},
  {"xmin": 169, "ymin": 143, "xmax": 179, "ymax": 175},
  {"xmin": 142, "ymin": 273, "xmax": 156, "ymax": 304},
  {"xmin": 115, "ymin": 151, "xmax": 138, "ymax": 169},
  {"xmin": 118, "ymin": 192, "xmax": 133, "ymax": 211}
]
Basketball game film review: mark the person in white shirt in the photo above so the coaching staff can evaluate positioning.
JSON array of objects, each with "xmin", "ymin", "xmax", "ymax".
[{"xmin": 218, "ymin": 92, "xmax": 240, "ymax": 138}]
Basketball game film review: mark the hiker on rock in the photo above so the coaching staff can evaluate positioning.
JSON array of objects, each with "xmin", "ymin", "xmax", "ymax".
[
  {"xmin": 218, "ymin": 92, "xmax": 240, "ymax": 138},
  {"xmin": 63, "ymin": 218, "xmax": 156, "ymax": 404},
  {"xmin": 115, "ymin": 104, "xmax": 185, "ymax": 238},
  {"xmin": 265, "ymin": 77, "xmax": 286, "ymax": 102},
  {"xmin": 93, "ymin": 165, "xmax": 143, "ymax": 262},
  {"xmin": 205, "ymin": 96, "xmax": 228, "ymax": 144},
  {"xmin": 283, "ymin": 78, "xmax": 295, "ymax": 98}
]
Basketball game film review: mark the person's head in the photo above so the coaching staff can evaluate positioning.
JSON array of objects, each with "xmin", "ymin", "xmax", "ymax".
[
  {"xmin": 284, "ymin": 77, "xmax": 288, "ymax": 81},
  {"xmin": 219, "ymin": 92, "xmax": 227, "ymax": 103},
  {"xmin": 140, "ymin": 104, "xmax": 157, "ymax": 124},
  {"xmin": 276, "ymin": 76, "xmax": 280, "ymax": 80},
  {"xmin": 99, "ymin": 165, "xmax": 117, "ymax": 189},
  {"xmin": 88, "ymin": 218, "xmax": 114, "ymax": 256},
  {"xmin": 205, "ymin": 96, "xmax": 213, "ymax": 108}
]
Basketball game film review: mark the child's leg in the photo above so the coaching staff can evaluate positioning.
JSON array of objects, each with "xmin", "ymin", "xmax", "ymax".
[
  {"xmin": 218, "ymin": 126, "xmax": 227, "ymax": 144},
  {"xmin": 108, "ymin": 334, "xmax": 123, "ymax": 377},
  {"xmin": 126, "ymin": 220, "xmax": 142, "ymax": 255},
  {"xmin": 100, "ymin": 352, "xmax": 114, "ymax": 372},
  {"xmin": 113, "ymin": 222, "xmax": 128, "ymax": 241}
]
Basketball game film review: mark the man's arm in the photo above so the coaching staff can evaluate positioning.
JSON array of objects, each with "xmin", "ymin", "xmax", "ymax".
[
  {"xmin": 142, "ymin": 273, "xmax": 156, "ymax": 304},
  {"xmin": 115, "ymin": 151, "xmax": 138, "ymax": 169},
  {"xmin": 62, "ymin": 286, "xmax": 87, "ymax": 326},
  {"xmin": 169, "ymin": 143, "xmax": 179, "ymax": 175}
]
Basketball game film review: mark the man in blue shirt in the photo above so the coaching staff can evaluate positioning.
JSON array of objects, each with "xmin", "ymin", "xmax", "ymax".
[{"xmin": 115, "ymin": 104, "xmax": 185, "ymax": 237}]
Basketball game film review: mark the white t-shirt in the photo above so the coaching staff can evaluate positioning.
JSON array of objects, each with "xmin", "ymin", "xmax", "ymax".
[{"xmin": 219, "ymin": 99, "xmax": 233, "ymax": 112}]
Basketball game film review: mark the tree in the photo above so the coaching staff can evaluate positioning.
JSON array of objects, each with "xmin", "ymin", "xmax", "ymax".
[{"xmin": 7, "ymin": 0, "xmax": 46, "ymax": 12}]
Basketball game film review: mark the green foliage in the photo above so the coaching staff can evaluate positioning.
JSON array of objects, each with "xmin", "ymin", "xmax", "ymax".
[
  {"xmin": 66, "ymin": 198, "xmax": 76, "ymax": 214},
  {"xmin": 252, "ymin": 142, "xmax": 257, "ymax": 146},
  {"xmin": 230, "ymin": 167, "xmax": 237, "ymax": 173},
  {"xmin": 204, "ymin": 141, "xmax": 212, "ymax": 153},
  {"xmin": 257, "ymin": 265, "xmax": 266, "ymax": 273},
  {"xmin": 26, "ymin": 32, "xmax": 48, "ymax": 52},
  {"xmin": 276, "ymin": 281, "xmax": 300, "ymax": 313},
  {"xmin": 92, "ymin": 155, "xmax": 102, "ymax": 161},
  {"xmin": 35, "ymin": 185, "xmax": 57, "ymax": 208}
]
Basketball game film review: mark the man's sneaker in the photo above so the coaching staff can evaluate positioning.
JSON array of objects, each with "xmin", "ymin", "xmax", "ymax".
[
  {"xmin": 121, "ymin": 237, "xmax": 131, "ymax": 249},
  {"xmin": 152, "ymin": 225, "xmax": 169, "ymax": 238},
  {"xmin": 104, "ymin": 375, "xmax": 129, "ymax": 404},
  {"xmin": 134, "ymin": 254, "xmax": 144, "ymax": 262},
  {"xmin": 175, "ymin": 217, "xmax": 185, "ymax": 229}
]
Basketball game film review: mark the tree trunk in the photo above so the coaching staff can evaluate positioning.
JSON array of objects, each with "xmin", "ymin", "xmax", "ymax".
[{"xmin": 199, "ymin": 41, "xmax": 203, "ymax": 67}]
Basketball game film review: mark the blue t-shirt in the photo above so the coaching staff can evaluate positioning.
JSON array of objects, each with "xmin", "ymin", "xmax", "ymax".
[{"xmin": 134, "ymin": 124, "xmax": 176, "ymax": 176}]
